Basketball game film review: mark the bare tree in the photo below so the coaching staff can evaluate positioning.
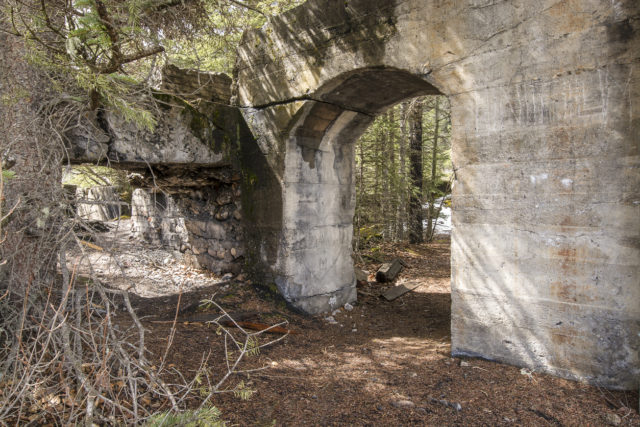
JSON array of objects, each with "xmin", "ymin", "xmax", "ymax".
[{"xmin": 408, "ymin": 99, "xmax": 424, "ymax": 244}]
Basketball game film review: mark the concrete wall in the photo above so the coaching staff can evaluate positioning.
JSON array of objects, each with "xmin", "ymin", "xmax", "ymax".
[
  {"xmin": 65, "ymin": 66, "xmax": 263, "ymax": 277},
  {"xmin": 234, "ymin": 0, "xmax": 640, "ymax": 389}
]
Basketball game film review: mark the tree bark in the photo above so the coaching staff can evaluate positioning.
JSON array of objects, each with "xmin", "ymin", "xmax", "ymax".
[
  {"xmin": 386, "ymin": 109, "xmax": 396, "ymax": 241},
  {"xmin": 408, "ymin": 99, "xmax": 424, "ymax": 244},
  {"xmin": 397, "ymin": 102, "xmax": 409, "ymax": 241},
  {"xmin": 426, "ymin": 97, "xmax": 441, "ymax": 241}
]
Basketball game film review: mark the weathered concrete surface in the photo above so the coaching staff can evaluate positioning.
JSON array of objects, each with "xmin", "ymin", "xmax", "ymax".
[
  {"xmin": 66, "ymin": 67, "xmax": 234, "ymax": 167},
  {"xmin": 161, "ymin": 64, "xmax": 232, "ymax": 104},
  {"xmin": 67, "ymin": 100, "xmax": 229, "ymax": 166},
  {"xmin": 234, "ymin": 0, "xmax": 640, "ymax": 389}
]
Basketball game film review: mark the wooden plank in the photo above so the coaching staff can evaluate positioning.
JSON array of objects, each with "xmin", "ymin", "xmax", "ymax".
[
  {"xmin": 382, "ymin": 281, "xmax": 423, "ymax": 301},
  {"xmin": 79, "ymin": 240, "xmax": 103, "ymax": 251}
]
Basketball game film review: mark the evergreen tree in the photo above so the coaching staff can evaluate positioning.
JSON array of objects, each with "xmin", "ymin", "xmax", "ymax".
[
  {"xmin": 0, "ymin": 0, "xmax": 302, "ymax": 128},
  {"xmin": 354, "ymin": 95, "xmax": 451, "ymax": 248}
]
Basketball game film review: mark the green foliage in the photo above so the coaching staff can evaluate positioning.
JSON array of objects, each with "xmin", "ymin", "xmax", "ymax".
[
  {"xmin": 166, "ymin": 1, "xmax": 304, "ymax": 74},
  {"xmin": 145, "ymin": 407, "xmax": 225, "ymax": 427},
  {"xmin": 62, "ymin": 165, "xmax": 126, "ymax": 188},
  {"xmin": 62, "ymin": 165, "xmax": 134, "ymax": 208},
  {"xmin": 245, "ymin": 336, "xmax": 260, "ymax": 357},
  {"xmin": 0, "ymin": 87, "xmax": 30, "ymax": 107},
  {"xmin": 198, "ymin": 299, "xmax": 215, "ymax": 311},
  {"xmin": 1, "ymin": 170, "xmax": 16, "ymax": 181},
  {"xmin": 354, "ymin": 96, "xmax": 452, "ymax": 246},
  {"xmin": 1, "ymin": 0, "xmax": 302, "ymax": 129},
  {"xmin": 358, "ymin": 224, "xmax": 383, "ymax": 245},
  {"xmin": 233, "ymin": 380, "xmax": 256, "ymax": 400}
]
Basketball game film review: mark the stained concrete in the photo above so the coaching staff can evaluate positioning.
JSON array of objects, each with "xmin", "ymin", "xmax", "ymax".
[
  {"xmin": 234, "ymin": 0, "xmax": 640, "ymax": 389},
  {"xmin": 59, "ymin": 0, "xmax": 640, "ymax": 390}
]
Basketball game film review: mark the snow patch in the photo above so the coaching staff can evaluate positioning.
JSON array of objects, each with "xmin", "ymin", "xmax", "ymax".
[{"xmin": 423, "ymin": 196, "xmax": 452, "ymax": 236}]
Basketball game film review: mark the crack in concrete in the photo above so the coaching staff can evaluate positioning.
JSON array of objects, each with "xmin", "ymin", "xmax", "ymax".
[
  {"xmin": 290, "ymin": 284, "xmax": 354, "ymax": 301},
  {"xmin": 239, "ymin": 96, "xmax": 375, "ymax": 118}
]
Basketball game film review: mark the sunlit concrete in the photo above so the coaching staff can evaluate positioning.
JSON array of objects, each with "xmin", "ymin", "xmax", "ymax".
[{"xmin": 234, "ymin": 0, "xmax": 640, "ymax": 389}]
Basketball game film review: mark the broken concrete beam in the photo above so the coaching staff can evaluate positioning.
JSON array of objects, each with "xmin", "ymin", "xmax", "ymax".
[
  {"xmin": 161, "ymin": 64, "xmax": 232, "ymax": 104},
  {"xmin": 376, "ymin": 258, "xmax": 404, "ymax": 283}
]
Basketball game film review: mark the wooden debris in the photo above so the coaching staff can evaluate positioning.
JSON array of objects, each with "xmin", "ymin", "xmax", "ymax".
[
  {"xmin": 382, "ymin": 280, "xmax": 423, "ymax": 301},
  {"xmin": 357, "ymin": 289, "xmax": 376, "ymax": 297},
  {"xmin": 221, "ymin": 320, "xmax": 296, "ymax": 335},
  {"xmin": 79, "ymin": 240, "xmax": 103, "ymax": 251},
  {"xmin": 355, "ymin": 268, "xmax": 369, "ymax": 286}
]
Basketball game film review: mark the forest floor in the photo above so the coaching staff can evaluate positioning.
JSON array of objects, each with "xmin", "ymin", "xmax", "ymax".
[
  {"xmin": 93, "ymin": 235, "xmax": 638, "ymax": 427},
  {"xmin": 70, "ymin": 223, "xmax": 639, "ymax": 426}
]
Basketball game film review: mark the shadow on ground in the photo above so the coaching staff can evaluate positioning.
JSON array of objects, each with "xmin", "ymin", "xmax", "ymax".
[{"xmin": 117, "ymin": 241, "xmax": 639, "ymax": 426}]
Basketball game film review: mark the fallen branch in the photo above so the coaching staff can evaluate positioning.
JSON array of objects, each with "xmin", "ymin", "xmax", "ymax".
[
  {"xmin": 220, "ymin": 320, "xmax": 296, "ymax": 335},
  {"xmin": 79, "ymin": 240, "xmax": 103, "ymax": 251}
]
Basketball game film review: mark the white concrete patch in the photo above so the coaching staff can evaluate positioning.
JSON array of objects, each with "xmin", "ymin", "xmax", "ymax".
[
  {"xmin": 561, "ymin": 178, "xmax": 574, "ymax": 188},
  {"xmin": 530, "ymin": 173, "xmax": 548, "ymax": 185}
]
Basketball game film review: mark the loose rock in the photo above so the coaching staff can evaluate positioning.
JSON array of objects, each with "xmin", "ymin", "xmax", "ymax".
[
  {"xmin": 391, "ymin": 400, "xmax": 415, "ymax": 409},
  {"xmin": 605, "ymin": 413, "xmax": 622, "ymax": 426}
]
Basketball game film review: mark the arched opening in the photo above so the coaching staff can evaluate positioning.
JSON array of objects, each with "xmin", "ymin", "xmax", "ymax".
[
  {"xmin": 276, "ymin": 67, "xmax": 450, "ymax": 314},
  {"xmin": 353, "ymin": 95, "xmax": 452, "ymax": 248}
]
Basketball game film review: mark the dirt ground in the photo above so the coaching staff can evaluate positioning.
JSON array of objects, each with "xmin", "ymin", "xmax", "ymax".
[{"xmin": 112, "ymin": 239, "xmax": 640, "ymax": 426}]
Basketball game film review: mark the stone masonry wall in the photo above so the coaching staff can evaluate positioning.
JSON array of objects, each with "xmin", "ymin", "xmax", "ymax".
[{"xmin": 131, "ymin": 174, "xmax": 244, "ymax": 274}]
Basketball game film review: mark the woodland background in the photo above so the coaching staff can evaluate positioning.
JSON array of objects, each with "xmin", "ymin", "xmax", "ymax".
[{"xmin": 0, "ymin": 0, "xmax": 451, "ymax": 424}]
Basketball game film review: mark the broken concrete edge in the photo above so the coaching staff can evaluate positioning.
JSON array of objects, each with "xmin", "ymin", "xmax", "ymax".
[
  {"xmin": 66, "ymin": 66, "xmax": 240, "ymax": 168},
  {"xmin": 161, "ymin": 63, "xmax": 232, "ymax": 105},
  {"xmin": 281, "ymin": 281, "xmax": 357, "ymax": 315},
  {"xmin": 451, "ymin": 348, "xmax": 638, "ymax": 391}
]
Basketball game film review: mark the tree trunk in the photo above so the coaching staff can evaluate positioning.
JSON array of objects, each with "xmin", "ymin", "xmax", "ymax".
[
  {"xmin": 386, "ymin": 109, "xmax": 396, "ymax": 241},
  {"xmin": 354, "ymin": 133, "xmax": 366, "ymax": 252},
  {"xmin": 426, "ymin": 97, "xmax": 441, "ymax": 241},
  {"xmin": 408, "ymin": 99, "xmax": 424, "ymax": 244},
  {"xmin": 396, "ymin": 103, "xmax": 408, "ymax": 241}
]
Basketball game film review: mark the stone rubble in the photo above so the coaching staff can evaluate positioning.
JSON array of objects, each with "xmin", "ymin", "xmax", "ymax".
[{"xmin": 67, "ymin": 219, "xmax": 233, "ymax": 298}]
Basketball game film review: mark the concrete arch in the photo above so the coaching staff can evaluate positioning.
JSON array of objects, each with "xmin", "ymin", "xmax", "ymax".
[
  {"xmin": 274, "ymin": 67, "xmax": 442, "ymax": 312},
  {"xmin": 234, "ymin": 0, "xmax": 640, "ymax": 389}
]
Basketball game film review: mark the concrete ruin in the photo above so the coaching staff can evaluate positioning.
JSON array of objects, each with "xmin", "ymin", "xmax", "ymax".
[
  {"xmin": 131, "ymin": 181, "xmax": 245, "ymax": 274},
  {"xmin": 65, "ymin": 0, "xmax": 639, "ymax": 390}
]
